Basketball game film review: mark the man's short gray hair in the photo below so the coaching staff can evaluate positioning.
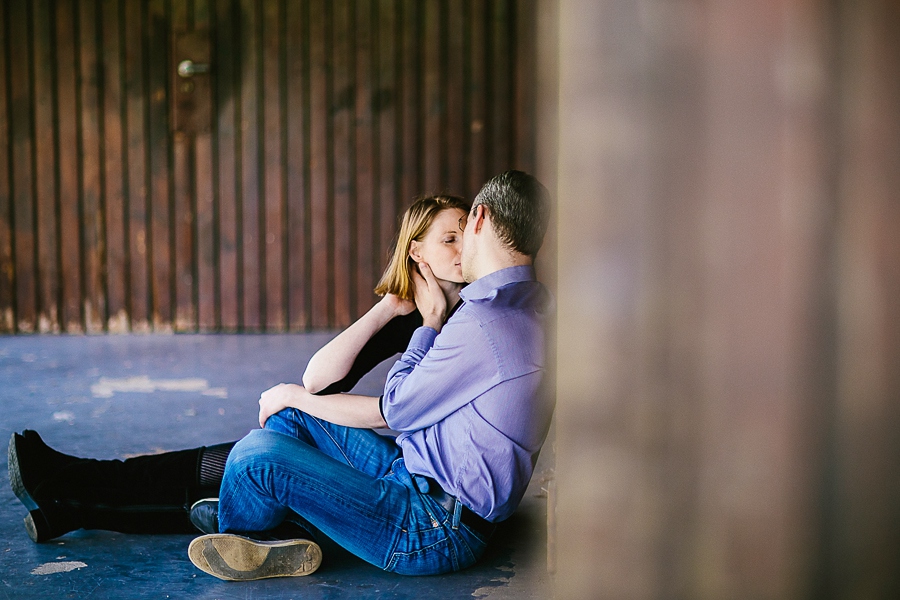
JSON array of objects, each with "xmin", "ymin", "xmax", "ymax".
[{"xmin": 472, "ymin": 170, "xmax": 551, "ymax": 257}]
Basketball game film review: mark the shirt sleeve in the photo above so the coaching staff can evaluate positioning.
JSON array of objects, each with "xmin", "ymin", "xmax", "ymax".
[
  {"xmin": 314, "ymin": 311, "xmax": 422, "ymax": 396},
  {"xmin": 382, "ymin": 311, "xmax": 502, "ymax": 431}
]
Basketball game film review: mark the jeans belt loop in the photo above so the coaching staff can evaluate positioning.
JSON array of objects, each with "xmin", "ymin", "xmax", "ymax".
[
  {"xmin": 451, "ymin": 495, "xmax": 463, "ymax": 530},
  {"xmin": 421, "ymin": 476, "xmax": 494, "ymax": 539}
]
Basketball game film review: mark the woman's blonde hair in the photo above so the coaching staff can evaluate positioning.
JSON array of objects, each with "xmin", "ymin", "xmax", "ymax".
[{"xmin": 374, "ymin": 194, "xmax": 470, "ymax": 302}]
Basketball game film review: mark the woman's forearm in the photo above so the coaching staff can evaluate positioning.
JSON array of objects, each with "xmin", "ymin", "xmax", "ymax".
[
  {"xmin": 259, "ymin": 383, "xmax": 386, "ymax": 429},
  {"xmin": 302, "ymin": 297, "xmax": 404, "ymax": 393},
  {"xmin": 298, "ymin": 392, "xmax": 387, "ymax": 429}
]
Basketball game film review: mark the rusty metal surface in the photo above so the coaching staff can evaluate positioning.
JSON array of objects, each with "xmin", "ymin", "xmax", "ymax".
[{"xmin": 0, "ymin": 0, "xmax": 539, "ymax": 335}]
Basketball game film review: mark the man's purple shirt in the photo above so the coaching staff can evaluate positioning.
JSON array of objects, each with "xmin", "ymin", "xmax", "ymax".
[{"xmin": 382, "ymin": 265, "xmax": 553, "ymax": 522}]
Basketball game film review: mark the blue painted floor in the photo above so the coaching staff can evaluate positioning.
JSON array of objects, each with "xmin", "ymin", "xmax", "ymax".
[{"xmin": 0, "ymin": 334, "xmax": 553, "ymax": 599}]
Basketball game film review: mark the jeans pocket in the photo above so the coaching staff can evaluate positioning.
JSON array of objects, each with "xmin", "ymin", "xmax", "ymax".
[
  {"xmin": 387, "ymin": 537, "xmax": 457, "ymax": 576},
  {"xmin": 457, "ymin": 524, "xmax": 489, "ymax": 564},
  {"xmin": 386, "ymin": 517, "xmax": 487, "ymax": 575}
]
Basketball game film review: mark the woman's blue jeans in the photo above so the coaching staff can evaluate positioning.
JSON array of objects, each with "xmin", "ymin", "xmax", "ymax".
[{"xmin": 217, "ymin": 408, "xmax": 492, "ymax": 575}]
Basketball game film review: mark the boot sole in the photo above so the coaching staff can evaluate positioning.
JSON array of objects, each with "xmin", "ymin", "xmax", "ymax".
[
  {"xmin": 8, "ymin": 433, "xmax": 62, "ymax": 543},
  {"xmin": 188, "ymin": 534, "xmax": 322, "ymax": 581},
  {"xmin": 8, "ymin": 433, "xmax": 38, "ymax": 511},
  {"xmin": 24, "ymin": 511, "xmax": 46, "ymax": 543}
]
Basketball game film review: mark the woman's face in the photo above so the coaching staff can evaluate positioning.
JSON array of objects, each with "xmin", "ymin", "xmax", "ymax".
[{"xmin": 409, "ymin": 208, "xmax": 466, "ymax": 284}]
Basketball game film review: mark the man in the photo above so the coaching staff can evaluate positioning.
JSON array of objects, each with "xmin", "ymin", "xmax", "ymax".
[{"xmin": 188, "ymin": 170, "xmax": 553, "ymax": 580}]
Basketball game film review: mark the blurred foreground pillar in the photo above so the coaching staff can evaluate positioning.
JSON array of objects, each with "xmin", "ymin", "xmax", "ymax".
[{"xmin": 548, "ymin": 0, "xmax": 900, "ymax": 598}]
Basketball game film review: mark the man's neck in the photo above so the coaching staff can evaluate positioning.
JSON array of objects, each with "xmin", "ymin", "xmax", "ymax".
[{"xmin": 470, "ymin": 251, "xmax": 532, "ymax": 282}]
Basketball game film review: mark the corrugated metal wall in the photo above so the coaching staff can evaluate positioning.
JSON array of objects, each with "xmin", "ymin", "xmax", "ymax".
[{"xmin": 0, "ymin": 0, "xmax": 537, "ymax": 333}]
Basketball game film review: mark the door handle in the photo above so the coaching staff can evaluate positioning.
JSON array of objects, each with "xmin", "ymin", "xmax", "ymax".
[
  {"xmin": 172, "ymin": 30, "xmax": 211, "ymax": 134},
  {"xmin": 177, "ymin": 60, "xmax": 210, "ymax": 78}
]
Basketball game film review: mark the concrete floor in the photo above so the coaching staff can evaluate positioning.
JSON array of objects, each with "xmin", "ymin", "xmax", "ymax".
[{"xmin": 0, "ymin": 334, "xmax": 553, "ymax": 599}]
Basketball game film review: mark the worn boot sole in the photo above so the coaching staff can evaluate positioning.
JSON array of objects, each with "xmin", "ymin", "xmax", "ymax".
[
  {"xmin": 8, "ymin": 433, "xmax": 70, "ymax": 543},
  {"xmin": 8, "ymin": 433, "xmax": 37, "ymax": 511},
  {"xmin": 24, "ymin": 510, "xmax": 51, "ymax": 543},
  {"xmin": 188, "ymin": 534, "xmax": 322, "ymax": 581}
]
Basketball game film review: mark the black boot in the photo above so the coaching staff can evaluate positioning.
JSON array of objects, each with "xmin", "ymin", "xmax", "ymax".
[
  {"xmin": 7, "ymin": 430, "xmax": 234, "ymax": 542},
  {"xmin": 8, "ymin": 431, "xmax": 79, "ymax": 514},
  {"xmin": 21, "ymin": 429, "xmax": 82, "ymax": 470}
]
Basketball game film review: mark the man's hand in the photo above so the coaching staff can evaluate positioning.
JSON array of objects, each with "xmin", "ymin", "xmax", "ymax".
[
  {"xmin": 412, "ymin": 262, "xmax": 447, "ymax": 332},
  {"xmin": 258, "ymin": 382, "xmax": 308, "ymax": 428}
]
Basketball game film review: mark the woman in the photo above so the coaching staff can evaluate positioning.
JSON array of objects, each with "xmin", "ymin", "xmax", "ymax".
[{"xmin": 8, "ymin": 194, "xmax": 471, "ymax": 544}]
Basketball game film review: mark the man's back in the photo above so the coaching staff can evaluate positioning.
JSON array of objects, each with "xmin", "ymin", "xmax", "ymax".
[{"xmin": 382, "ymin": 265, "xmax": 552, "ymax": 522}]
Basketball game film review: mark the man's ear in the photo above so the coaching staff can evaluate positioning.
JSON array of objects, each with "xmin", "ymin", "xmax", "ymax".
[
  {"xmin": 408, "ymin": 240, "xmax": 422, "ymax": 262},
  {"xmin": 472, "ymin": 204, "xmax": 486, "ymax": 233}
]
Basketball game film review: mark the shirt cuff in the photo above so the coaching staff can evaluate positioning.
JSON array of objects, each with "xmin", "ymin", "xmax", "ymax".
[{"xmin": 407, "ymin": 325, "xmax": 439, "ymax": 356}]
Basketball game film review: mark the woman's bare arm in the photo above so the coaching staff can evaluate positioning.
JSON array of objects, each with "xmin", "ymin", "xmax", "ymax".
[
  {"xmin": 258, "ymin": 383, "xmax": 386, "ymax": 429},
  {"xmin": 302, "ymin": 294, "xmax": 414, "ymax": 393}
]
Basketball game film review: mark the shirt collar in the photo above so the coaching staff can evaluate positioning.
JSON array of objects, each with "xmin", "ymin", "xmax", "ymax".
[{"xmin": 459, "ymin": 265, "xmax": 537, "ymax": 301}]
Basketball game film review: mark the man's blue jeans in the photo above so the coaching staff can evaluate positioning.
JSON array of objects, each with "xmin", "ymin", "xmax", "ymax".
[{"xmin": 218, "ymin": 408, "xmax": 493, "ymax": 575}]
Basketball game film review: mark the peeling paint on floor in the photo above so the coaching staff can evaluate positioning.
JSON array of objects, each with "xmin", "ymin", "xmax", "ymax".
[
  {"xmin": 31, "ymin": 561, "xmax": 88, "ymax": 575},
  {"xmin": 90, "ymin": 376, "xmax": 226, "ymax": 398},
  {"xmin": 3, "ymin": 334, "xmax": 552, "ymax": 599},
  {"xmin": 52, "ymin": 411, "xmax": 76, "ymax": 424}
]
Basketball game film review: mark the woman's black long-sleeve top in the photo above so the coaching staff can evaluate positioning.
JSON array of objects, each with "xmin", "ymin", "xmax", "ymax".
[
  {"xmin": 313, "ymin": 300, "xmax": 462, "ymax": 397},
  {"xmin": 313, "ymin": 312, "xmax": 423, "ymax": 396}
]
